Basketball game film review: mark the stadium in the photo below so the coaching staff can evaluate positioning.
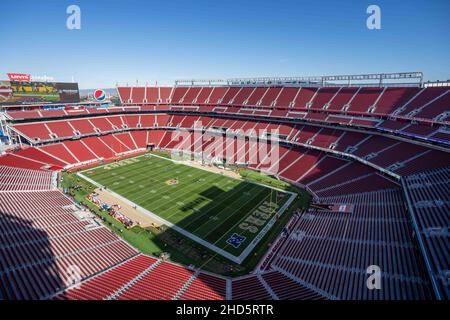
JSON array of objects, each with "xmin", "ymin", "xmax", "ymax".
[{"xmin": 0, "ymin": 0, "xmax": 449, "ymax": 305}]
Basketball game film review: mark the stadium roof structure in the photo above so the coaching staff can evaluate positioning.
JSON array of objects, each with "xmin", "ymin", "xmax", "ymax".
[{"xmin": 175, "ymin": 72, "xmax": 424, "ymax": 87}]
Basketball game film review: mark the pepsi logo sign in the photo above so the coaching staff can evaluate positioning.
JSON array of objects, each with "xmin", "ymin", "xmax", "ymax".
[{"xmin": 94, "ymin": 89, "xmax": 106, "ymax": 101}]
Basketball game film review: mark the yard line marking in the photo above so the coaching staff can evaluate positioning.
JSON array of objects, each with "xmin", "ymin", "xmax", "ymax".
[
  {"xmin": 129, "ymin": 170, "xmax": 217, "ymax": 209},
  {"xmin": 183, "ymin": 183, "xmax": 266, "ymax": 233},
  {"xmin": 197, "ymin": 187, "xmax": 270, "ymax": 240}
]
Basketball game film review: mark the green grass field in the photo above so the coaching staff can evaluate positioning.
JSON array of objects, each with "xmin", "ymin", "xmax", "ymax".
[
  {"xmin": 13, "ymin": 92, "xmax": 60, "ymax": 101},
  {"xmin": 80, "ymin": 153, "xmax": 294, "ymax": 260}
]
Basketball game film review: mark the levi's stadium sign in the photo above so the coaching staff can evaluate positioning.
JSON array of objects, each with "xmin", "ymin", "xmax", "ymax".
[{"xmin": 7, "ymin": 73, "xmax": 30, "ymax": 81}]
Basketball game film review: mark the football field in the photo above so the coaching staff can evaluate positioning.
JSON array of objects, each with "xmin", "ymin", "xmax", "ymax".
[{"xmin": 79, "ymin": 153, "xmax": 296, "ymax": 263}]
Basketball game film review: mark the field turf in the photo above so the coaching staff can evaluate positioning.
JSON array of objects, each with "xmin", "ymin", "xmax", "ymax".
[{"xmin": 81, "ymin": 154, "xmax": 292, "ymax": 258}]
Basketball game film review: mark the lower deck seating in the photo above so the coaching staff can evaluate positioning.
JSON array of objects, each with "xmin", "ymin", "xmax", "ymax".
[
  {"xmin": 0, "ymin": 153, "xmax": 57, "ymax": 171},
  {"xmin": 0, "ymin": 190, "xmax": 137, "ymax": 300},
  {"xmin": 13, "ymin": 147, "xmax": 66, "ymax": 168},
  {"xmin": 0, "ymin": 166, "xmax": 54, "ymax": 191},
  {"xmin": 179, "ymin": 273, "xmax": 227, "ymax": 300},
  {"xmin": 56, "ymin": 255, "xmax": 157, "ymax": 300},
  {"xmin": 267, "ymin": 189, "xmax": 433, "ymax": 299},
  {"xmin": 403, "ymin": 166, "xmax": 450, "ymax": 299},
  {"xmin": 38, "ymin": 143, "xmax": 79, "ymax": 165},
  {"xmin": 56, "ymin": 254, "xmax": 228, "ymax": 300}
]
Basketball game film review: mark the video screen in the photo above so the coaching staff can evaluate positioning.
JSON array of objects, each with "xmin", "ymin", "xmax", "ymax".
[{"xmin": 0, "ymin": 81, "xmax": 80, "ymax": 104}]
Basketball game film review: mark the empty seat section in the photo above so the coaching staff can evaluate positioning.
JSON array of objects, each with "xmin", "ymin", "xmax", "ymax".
[
  {"xmin": 106, "ymin": 116, "xmax": 125, "ymax": 130},
  {"xmin": 122, "ymin": 115, "xmax": 140, "ymax": 128},
  {"xmin": 63, "ymin": 140, "xmax": 98, "ymax": 162},
  {"xmin": 246, "ymin": 87, "xmax": 268, "ymax": 106},
  {"xmin": 207, "ymin": 87, "xmax": 228, "ymax": 104},
  {"xmin": 81, "ymin": 137, "xmax": 116, "ymax": 159},
  {"xmin": 0, "ymin": 190, "xmax": 138, "ymax": 300},
  {"xmin": 399, "ymin": 87, "xmax": 448, "ymax": 116},
  {"xmin": 275, "ymin": 87, "xmax": 299, "ymax": 108},
  {"xmin": 276, "ymin": 148, "xmax": 306, "ymax": 177},
  {"xmin": 7, "ymin": 110, "xmax": 42, "ymax": 120},
  {"xmin": 114, "ymin": 132, "xmax": 137, "ymax": 150},
  {"xmin": 261, "ymin": 271, "xmax": 326, "ymax": 300},
  {"xmin": 395, "ymin": 150, "xmax": 450, "ymax": 176},
  {"xmin": 148, "ymin": 130, "xmax": 165, "ymax": 146},
  {"xmin": 89, "ymin": 117, "xmax": 115, "ymax": 132},
  {"xmin": 348, "ymin": 88, "xmax": 383, "ymax": 113},
  {"xmin": 57, "ymin": 255, "xmax": 157, "ymax": 300},
  {"xmin": 232, "ymin": 276, "xmax": 271, "ymax": 300},
  {"xmin": 0, "ymin": 154, "xmax": 47, "ymax": 170},
  {"xmin": 131, "ymin": 87, "xmax": 145, "ymax": 104},
  {"xmin": 40, "ymin": 109, "xmax": 66, "ymax": 118},
  {"xmin": 220, "ymin": 87, "xmax": 240, "ymax": 104},
  {"xmin": 171, "ymin": 87, "xmax": 189, "ymax": 103},
  {"xmin": 170, "ymin": 115, "xmax": 185, "ymax": 127},
  {"xmin": 117, "ymin": 262, "xmax": 194, "ymax": 300},
  {"xmin": 328, "ymin": 87, "xmax": 359, "ymax": 111},
  {"xmin": 70, "ymin": 119, "xmax": 96, "ymax": 135},
  {"xmin": 0, "ymin": 165, "xmax": 54, "ymax": 190},
  {"xmin": 403, "ymin": 166, "xmax": 450, "ymax": 299},
  {"xmin": 415, "ymin": 90, "xmax": 450, "ymax": 119},
  {"xmin": 292, "ymin": 88, "xmax": 317, "ymax": 109},
  {"xmin": 353, "ymin": 136, "xmax": 396, "ymax": 157},
  {"xmin": 117, "ymin": 87, "xmax": 132, "ymax": 103},
  {"xmin": 300, "ymin": 156, "xmax": 349, "ymax": 185},
  {"xmin": 377, "ymin": 119, "xmax": 410, "ymax": 131},
  {"xmin": 260, "ymin": 87, "xmax": 283, "ymax": 107},
  {"xmin": 401, "ymin": 124, "xmax": 439, "ymax": 137},
  {"xmin": 154, "ymin": 114, "xmax": 167, "ymax": 127},
  {"xmin": 370, "ymin": 142, "xmax": 427, "ymax": 168},
  {"xmin": 181, "ymin": 115, "xmax": 200, "ymax": 128},
  {"xmin": 159, "ymin": 87, "xmax": 173, "ymax": 103},
  {"xmin": 230, "ymin": 87, "xmax": 252, "ymax": 105},
  {"xmin": 307, "ymin": 161, "xmax": 372, "ymax": 190},
  {"xmin": 130, "ymin": 131, "xmax": 148, "ymax": 148},
  {"xmin": 282, "ymin": 151, "xmax": 321, "ymax": 182},
  {"xmin": 310, "ymin": 87, "xmax": 340, "ymax": 109},
  {"xmin": 194, "ymin": 87, "xmax": 214, "ymax": 104},
  {"xmin": 312, "ymin": 128, "xmax": 342, "ymax": 148},
  {"xmin": 144, "ymin": 87, "xmax": 159, "ymax": 104},
  {"xmin": 88, "ymin": 108, "xmax": 109, "ymax": 115},
  {"xmin": 181, "ymin": 87, "xmax": 202, "ymax": 104},
  {"xmin": 98, "ymin": 135, "xmax": 130, "ymax": 154},
  {"xmin": 294, "ymin": 126, "xmax": 321, "ymax": 143},
  {"xmin": 374, "ymin": 87, "xmax": 421, "ymax": 115},
  {"xmin": 38, "ymin": 143, "xmax": 79, "ymax": 164},
  {"xmin": 271, "ymin": 108, "xmax": 289, "ymax": 117},
  {"xmin": 155, "ymin": 114, "xmax": 170, "ymax": 126},
  {"xmin": 14, "ymin": 123, "xmax": 51, "ymax": 141},
  {"xmin": 334, "ymin": 131, "xmax": 368, "ymax": 152},
  {"xmin": 14, "ymin": 147, "xmax": 67, "ymax": 167},
  {"xmin": 315, "ymin": 173, "xmax": 399, "ymax": 197},
  {"xmin": 277, "ymin": 124, "xmax": 295, "ymax": 139},
  {"xmin": 139, "ymin": 114, "xmax": 155, "ymax": 127},
  {"xmin": 46, "ymin": 121, "xmax": 76, "ymax": 138},
  {"xmin": 179, "ymin": 273, "xmax": 226, "ymax": 300}
]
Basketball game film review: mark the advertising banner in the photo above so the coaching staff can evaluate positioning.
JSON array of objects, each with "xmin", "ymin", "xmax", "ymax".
[{"xmin": 7, "ymin": 73, "xmax": 31, "ymax": 81}]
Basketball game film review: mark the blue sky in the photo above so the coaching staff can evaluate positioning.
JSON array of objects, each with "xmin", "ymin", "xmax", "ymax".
[{"xmin": 0, "ymin": 0, "xmax": 449, "ymax": 89}]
